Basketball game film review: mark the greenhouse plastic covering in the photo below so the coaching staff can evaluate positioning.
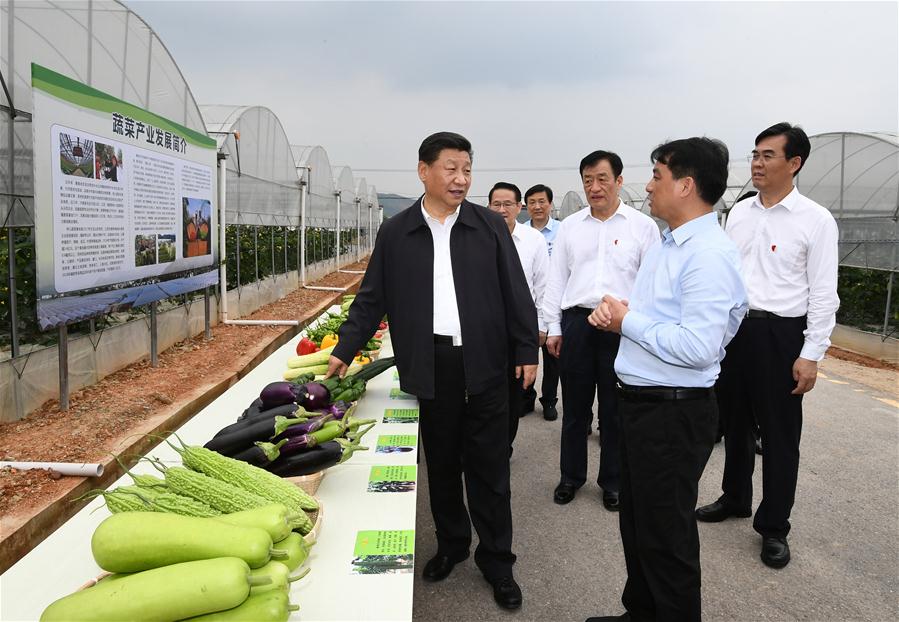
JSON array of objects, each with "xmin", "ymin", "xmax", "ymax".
[
  {"xmin": 333, "ymin": 165, "xmax": 357, "ymax": 227},
  {"xmin": 735, "ymin": 132, "xmax": 899, "ymax": 272},
  {"xmin": 559, "ymin": 190, "xmax": 585, "ymax": 219},
  {"xmin": 1, "ymin": 0, "xmax": 207, "ymax": 227},
  {"xmin": 201, "ymin": 105, "xmax": 300, "ymax": 227},
  {"xmin": 292, "ymin": 144, "xmax": 335, "ymax": 221}
]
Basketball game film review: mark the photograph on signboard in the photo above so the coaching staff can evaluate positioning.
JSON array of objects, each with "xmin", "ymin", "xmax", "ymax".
[
  {"xmin": 183, "ymin": 197, "xmax": 211, "ymax": 257},
  {"xmin": 134, "ymin": 234, "xmax": 157, "ymax": 267},
  {"xmin": 59, "ymin": 133, "xmax": 94, "ymax": 177},
  {"xmin": 95, "ymin": 142, "xmax": 123, "ymax": 182},
  {"xmin": 157, "ymin": 234, "xmax": 176, "ymax": 263}
]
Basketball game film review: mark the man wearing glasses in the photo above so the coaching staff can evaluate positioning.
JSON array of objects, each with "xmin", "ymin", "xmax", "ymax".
[
  {"xmin": 696, "ymin": 122, "xmax": 840, "ymax": 569},
  {"xmin": 488, "ymin": 182, "xmax": 550, "ymax": 452},
  {"xmin": 543, "ymin": 151, "xmax": 660, "ymax": 510},
  {"xmin": 523, "ymin": 184, "xmax": 562, "ymax": 421}
]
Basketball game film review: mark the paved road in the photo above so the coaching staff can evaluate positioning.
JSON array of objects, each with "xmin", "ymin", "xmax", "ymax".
[{"xmin": 412, "ymin": 358, "xmax": 898, "ymax": 621}]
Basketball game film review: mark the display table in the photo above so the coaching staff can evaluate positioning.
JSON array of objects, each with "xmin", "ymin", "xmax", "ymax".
[{"xmin": 0, "ymin": 308, "xmax": 420, "ymax": 622}]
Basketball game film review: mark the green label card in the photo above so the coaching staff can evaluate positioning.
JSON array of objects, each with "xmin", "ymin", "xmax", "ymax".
[
  {"xmin": 382, "ymin": 408, "xmax": 419, "ymax": 424},
  {"xmin": 375, "ymin": 434, "xmax": 417, "ymax": 454},
  {"xmin": 351, "ymin": 530, "xmax": 415, "ymax": 574},
  {"xmin": 368, "ymin": 465, "xmax": 417, "ymax": 493},
  {"xmin": 389, "ymin": 388, "xmax": 416, "ymax": 400}
]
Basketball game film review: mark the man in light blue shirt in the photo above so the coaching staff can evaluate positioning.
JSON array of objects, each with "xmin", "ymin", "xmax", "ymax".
[
  {"xmin": 522, "ymin": 184, "xmax": 562, "ymax": 419},
  {"xmin": 586, "ymin": 137, "xmax": 747, "ymax": 622}
]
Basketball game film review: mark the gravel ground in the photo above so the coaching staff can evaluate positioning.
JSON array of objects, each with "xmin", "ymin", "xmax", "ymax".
[{"xmin": 412, "ymin": 357, "xmax": 899, "ymax": 622}]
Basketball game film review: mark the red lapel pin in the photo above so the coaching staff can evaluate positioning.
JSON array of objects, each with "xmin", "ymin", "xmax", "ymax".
[
  {"xmin": 771, "ymin": 244, "xmax": 777, "ymax": 252},
  {"xmin": 614, "ymin": 239, "xmax": 619, "ymax": 245}
]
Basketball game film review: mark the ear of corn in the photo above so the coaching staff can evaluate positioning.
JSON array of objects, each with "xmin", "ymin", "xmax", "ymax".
[{"xmin": 163, "ymin": 466, "xmax": 272, "ymax": 514}]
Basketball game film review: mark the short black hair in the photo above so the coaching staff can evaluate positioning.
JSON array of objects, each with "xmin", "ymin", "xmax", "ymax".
[
  {"xmin": 488, "ymin": 181, "xmax": 521, "ymax": 204},
  {"xmin": 755, "ymin": 122, "xmax": 811, "ymax": 176},
  {"xmin": 524, "ymin": 184, "xmax": 553, "ymax": 203},
  {"xmin": 418, "ymin": 132, "xmax": 473, "ymax": 165},
  {"xmin": 650, "ymin": 137, "xmax": 729, "ymax": 206},
  {"xmin": 579, "ymin": 150, "xmax": 623, "ymax": 178}
]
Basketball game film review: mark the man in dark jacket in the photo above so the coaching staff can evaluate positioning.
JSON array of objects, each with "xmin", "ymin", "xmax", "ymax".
[{"xmin": 327, "ymin": 131, "xmax": 539, "ymax": 611}]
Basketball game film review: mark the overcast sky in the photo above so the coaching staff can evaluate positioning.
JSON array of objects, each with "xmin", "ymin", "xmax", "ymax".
[{"xmin": 129, "ymin": 0, "xmax": 898, "ymax": 202}]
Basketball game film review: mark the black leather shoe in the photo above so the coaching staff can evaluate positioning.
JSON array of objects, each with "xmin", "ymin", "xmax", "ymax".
[
  {"xmin": 602, "ymin": 490, "xmax": 620, "ymax": 512},
  {"xmin": 542, "ymin": 403, "xmax": 558, "ymax": 421},
  {"xmin": 761, "ymin": 537, "xmax": 790, "ymax": 568},
  {"xmin": 489, "ymin": 575, "xmax": 522, "ymax": 610},
  {"xmin": 422, "ymin": 553, "xmax": 467, "ymax": 582},
  {"xmin": 695, "ymin": 498, "xmax": 752, "ymax": 522},
  {"xmin": 521, "ymin": 401, "xmax": 535, "ymax": 416},
  {"xmin": 586, "ymin": 615, "xmax": 630, "ymax": 622},
  {"xmin": 554, "ymin": 482, "xmax": 577, "ymax": 504}
]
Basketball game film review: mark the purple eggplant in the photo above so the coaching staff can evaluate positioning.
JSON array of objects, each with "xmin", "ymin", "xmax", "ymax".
[
  {"xmin": 259, "ymin": 382, "xmax": 300, "ymax": 410},
  {"xmin": 314, "ymin": 400, "xmax": 351, "ymax": 420},
  {"xmin": 273, "ymin": 414, "xmax": 333, "ymax": 440},
  {"xmin": 233, "ymin": 402, "xmax": 299, "ymax": 428},
  {"xmin": 267, "ymin": 441, "xmax": 343, "ymax": 476},
  {"xmin": 293, "ymin": 382, "xmax": 331, "ymax": 410},
  {"xmin": 266, "ymin": 438, "xmax": 369, "ymax": 476},
  {"xmin": 229, "ymin": 439, "xmax": 287, "ymax": 467},
  {"xmin": 205, "ymin": 414, "xmax": 305, "ymax": 455}
]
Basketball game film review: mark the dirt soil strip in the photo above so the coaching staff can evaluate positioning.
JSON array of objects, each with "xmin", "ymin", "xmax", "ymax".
[{"xmin": 0, "ymin": 260, "xmax": 368, "ymax": 574}]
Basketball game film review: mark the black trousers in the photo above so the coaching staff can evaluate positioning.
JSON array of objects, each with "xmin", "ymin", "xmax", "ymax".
[
  {"xmin": 719, "ymin": 315, "xmax": 806, "ymax": 538},
  {"xmin": 523, "ymin": 343, "xmax": 560, "ymax": 409},
  {"xmin": 619, "ymin": 391, "xmax": 717, "ymax": 622},
  {"xmin": 418, "ymin": 342, "xmax": 516, "ymax": 580},
  {"xmin": 508, "ymin": 361, "xmax": 524, "ymax": 451},
  {"xmin": 559, "ymin": 307, "xmax": 621, "ymax": 491}
]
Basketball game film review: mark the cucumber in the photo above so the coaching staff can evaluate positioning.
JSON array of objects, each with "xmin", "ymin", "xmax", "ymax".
[
  {"xmin": 91, "ymin": 512, "xmax": 278, "ymax": 572},
  {"xmin": 40, "ymin": 557, "xmax": 258, "ymax": 621},
  {"xmin": 179, "ymin": 590, "xmax": 297, "ymax": 621},
  {"xmin": 273, "ymin": 532, "xmax": 309, "ymax": 572},
  {"xmin": 248, "ymin": 561, "xmax": 309, "ymax": 595},
  {"xmin": 211, "ymin": 504, "xmax": 295, "ymax": 543}
]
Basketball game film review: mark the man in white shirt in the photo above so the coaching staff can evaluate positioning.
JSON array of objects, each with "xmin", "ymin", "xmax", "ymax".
[
  {"xmin": 696, "ymin": 123, "xmax": 840, "ymax": 570},
  {"xmin": 524, "ymin": 184, "xmax": 562, "ymax": 420},
  {"xmin": 543, "ymin": 151, "xmax": 660, "ymax": 510},
  {"xmin": 489, "ymin": 182, "xmax": 550, "ymax": 451}
]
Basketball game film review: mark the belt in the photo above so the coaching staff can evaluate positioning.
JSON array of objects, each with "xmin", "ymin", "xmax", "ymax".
[
  {"xmin": 616, "ymin": 382, "xmax": 712, "ymax": 402},
  {"xmin": 434, "ymin": 334, "xmax": 462, "ymax": 347},
  {"xmin": 566, "ymin": 306, "xmax": 594, "ymax": 315},
  {"xmin": 745, "ymin": 309, "xmax": 806, "ymax": 320},
  {"xmin": 745, "ymin": 309, "xmax": 780, "ymax": 319}
]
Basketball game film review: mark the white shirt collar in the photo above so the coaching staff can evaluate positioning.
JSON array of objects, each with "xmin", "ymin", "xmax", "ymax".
[
  {"xmin": 578, "ymin": 198, "xmax": 628, "ymax": 222},
  {"xmin": 751, "ymin": 186, "xmax": 800, "ymax": 212},
  {"xmin": 421, "ymin": 196, "xmax": 461, "ymax": 223}
]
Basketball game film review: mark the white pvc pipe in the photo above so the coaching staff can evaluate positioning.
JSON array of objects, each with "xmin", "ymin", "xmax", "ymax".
[
  {"xmin": 1, "ymin": 461, "xmax": 103, "ymax": 477},
  {"xmin": 223, "ymin": 319, "xmax": 299, "ymax": 326},
  {"xmin": 218, "ymin": 154, "xmax": 229, "ymax": 322}
]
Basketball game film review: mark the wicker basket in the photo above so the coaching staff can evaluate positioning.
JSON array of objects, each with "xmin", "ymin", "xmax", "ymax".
[
  {"xmin": 286, "ymin": 469, "xmax": 324, "ymax": 496},
  {"xmin": 303, "ymin": 500, "xmax": 323, "ymax": 545}
]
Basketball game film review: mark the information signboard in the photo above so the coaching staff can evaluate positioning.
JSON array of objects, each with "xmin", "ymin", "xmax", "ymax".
[{"xmin": 31, "ymin": 64, "xmax": 219, "ymax": 329}]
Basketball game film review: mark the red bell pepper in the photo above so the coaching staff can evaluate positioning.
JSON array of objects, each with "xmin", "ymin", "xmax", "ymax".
[{"xmin": 296, "ymin": 337, "xmax": 318, "ymax": 356}]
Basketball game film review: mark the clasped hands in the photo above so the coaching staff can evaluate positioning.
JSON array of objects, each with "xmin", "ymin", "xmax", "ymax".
[{"xmin": 588, "ymin": 295, "xmax": 629, "ymax": 334}]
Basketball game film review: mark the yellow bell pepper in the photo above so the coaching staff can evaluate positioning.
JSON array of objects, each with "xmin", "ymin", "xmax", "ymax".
[
  {"xmin": 354, "ymin": 354, "xmax": 371, "ymax": 365},
  {"xmin": 320, "ymin": 334, "xmax": 339, "ymax": 349}
]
